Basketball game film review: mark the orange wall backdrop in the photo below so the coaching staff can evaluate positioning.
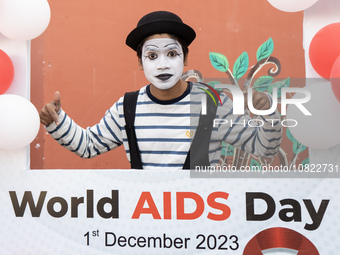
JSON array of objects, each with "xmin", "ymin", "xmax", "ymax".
[{"xmin": 31, "ymin": 0, "xmax": 304, "ymax": 169}]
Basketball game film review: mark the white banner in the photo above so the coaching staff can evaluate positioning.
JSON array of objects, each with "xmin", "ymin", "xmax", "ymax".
[{"xmin": 0, "ymin": 168, "xmax": 338, "ymax": 254}]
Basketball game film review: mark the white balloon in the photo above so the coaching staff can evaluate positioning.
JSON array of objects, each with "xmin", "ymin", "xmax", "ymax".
[
  {"xmin": 267, "ymin": 0, "xmax": 319, "ymax": 12},
  {"xmin": 0, "ymin": 94, "xmax": 40, "ymax": 150},
  {"xmin": 0, "ymin": 0, "xmax": 51, "ymax": 41},
  {"xmin": 286, "ymin": 81, "xmax": 340, "ymax": 149}
]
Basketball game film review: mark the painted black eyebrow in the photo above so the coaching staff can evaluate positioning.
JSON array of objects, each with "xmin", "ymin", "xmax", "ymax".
[
  {"xmin": 165, "ymin": 42, "xmax": 180, "ymax": 48},
  {"xmin": 144, "ymin": 44, "xmax": 159, "ymax": 49}
]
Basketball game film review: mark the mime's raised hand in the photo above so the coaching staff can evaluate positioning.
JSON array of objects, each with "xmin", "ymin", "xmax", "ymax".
[{"xmin": 40, "ymin": 91, "xmax": 61, "ymax": 126}]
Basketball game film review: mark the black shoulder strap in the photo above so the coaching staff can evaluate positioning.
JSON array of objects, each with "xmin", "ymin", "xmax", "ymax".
[
  {"xmin": 123, "ymin": 90, "xmax": 143, "ymax": 169},
  {"xmin": 124, "ymin": 88, "xmax": 218, "ymax": 170},
  {"xmin": 183, "ymin": 91, "xmax": 218, "ymax": 169}
]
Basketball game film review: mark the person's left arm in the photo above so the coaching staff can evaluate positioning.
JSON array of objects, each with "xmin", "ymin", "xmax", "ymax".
[{"xmin": 216, "ymin": 89, "xmax": 282, "ymax": 159}]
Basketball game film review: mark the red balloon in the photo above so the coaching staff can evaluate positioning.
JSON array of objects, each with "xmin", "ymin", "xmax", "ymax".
[
  {"xmin": 331, "ymin": 55, "xmax": 340, "ymax": 102},
  {"xmin": 309, "ymin": 22, "xmax": 340, "ymax": 79},
  {"xmin": 0, "ymin": 49, "xmax": 14, "ymax": 94}
]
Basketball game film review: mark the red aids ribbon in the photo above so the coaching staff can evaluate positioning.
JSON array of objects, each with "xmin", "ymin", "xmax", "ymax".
[{"xmin": 243, "ymin": 227, "xmax": 319, "ymax": 255}]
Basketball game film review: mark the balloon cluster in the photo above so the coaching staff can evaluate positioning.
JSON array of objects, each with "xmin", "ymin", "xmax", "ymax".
[
  {"xmin": 0, "ymin": 95, "xmax": 40, "ymax": 150},
  {"xmin": 287, "ymin": 22, "xmax": 340, "ymax": 149},
  {"xmin": 267, "ymin": 0, "xmax": 340, "ymax": 149},
  {"xmin": 267, "ymin": 0, "xmax": 319, "ymax": 12},
  {"xmin": 0, "ymin": 49, "xmax": 14, "ymax": 95},
  {"xmin": 309, "ymin": 23, "xmax": 340, "ymax": 102},
  {"xmin": 0, "ymin": 0, "xmax": 51, "ymax": 41},
  {"xmin": 0, "ymin": 0, "xmax": 50, "ymax": 150}
]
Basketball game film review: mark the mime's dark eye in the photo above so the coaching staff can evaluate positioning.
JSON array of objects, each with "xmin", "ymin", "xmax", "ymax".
[
  {"xmin": 168, "ymin": 51, "xmax": 178, "ymax": 57},
  {"xmin": 147, "ymin": 53, "xmax": 158, "ymax": 60}
]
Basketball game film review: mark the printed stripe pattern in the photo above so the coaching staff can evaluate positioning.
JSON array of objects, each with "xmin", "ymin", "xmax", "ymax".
[{"xmin": 46, "ymin": 83, "xmax": 282, "ymax": 169}]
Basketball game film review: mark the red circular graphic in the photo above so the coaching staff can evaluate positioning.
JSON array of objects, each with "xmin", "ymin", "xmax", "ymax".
[{"xmin": 243, "ymin": 227, "xmax": 319, "ymax": 254}]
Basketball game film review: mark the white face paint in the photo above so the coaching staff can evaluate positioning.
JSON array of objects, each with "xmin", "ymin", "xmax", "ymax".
[{"xmin": 141, "ymin": 38, "xmax": 184, "ymax": 90}]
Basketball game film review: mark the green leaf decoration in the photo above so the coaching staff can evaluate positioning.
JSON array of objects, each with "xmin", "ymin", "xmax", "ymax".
[
  {"xmin": 256, "ymin": 37, "xmax": 274, "ymax": 61},
  {"xmin": 300, "ymin": 158, "xmax": 310, "ymax": 169},
  {"xmin": 209, "ymin": 52, "xmax": 229, "ymax": 72},
  {"xmin": 221, "ymin": 146, "xmax": 227, "ymax": 156},
  {"xmin": 206, "ymin": 81, "xmax": 221, "ymax": 89},
  {"xmin": 283, "ymin": 77, "xmax": 290, "ymax": 87},
  {"xmin": 220, "ymin": 142, "xmax": 234, "ymax": 156},
  {"xmin": 268, "ymin": 78, "xmax": 290, "ymax": 97},
  {"xmin": 250, "ymin": 159, "xmax": 262, "ymax": 171},
  {"xmin": 293, "ymin": 140, "xmax": 307, "ymax": 154},
  {"xmin": 301, "ymin": 158, "xmax": 309, "ymax": 165},
  {"xmin": 226, "ymin": 144, "xmax": 234, "ymax": 156},
  {"xmin": 233, "ymin": 51, "xmax": 249, "ymax": 82},
  {"xmin": 286, "ymin": 127, "xmax": 295, "ymax": 143},
  {"xmin": 221, "ymin": 141, "xmax": 227, "ymax": 156},
  {"xmin": 253, "ymin": 76, "xmax": 274, "ymax": 92},
  {"xmin": 286, "ymin": 128, "xmax": 307, "ymax": 154}
]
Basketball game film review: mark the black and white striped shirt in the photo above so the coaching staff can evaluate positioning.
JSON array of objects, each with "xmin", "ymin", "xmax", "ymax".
[{"xmin": 46, "ymin": 83, "xmax": 282, "ymax": 169}]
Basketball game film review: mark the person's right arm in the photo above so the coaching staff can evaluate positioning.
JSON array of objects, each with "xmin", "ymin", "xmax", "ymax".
[{"xmin": 39, "ymin": 91, "xmax": 123, "ymax": 158}]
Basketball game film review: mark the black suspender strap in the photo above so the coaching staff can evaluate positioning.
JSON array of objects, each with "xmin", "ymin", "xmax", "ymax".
[
  {"xmin": 123, "ymin": 90, "xmax": 143, "ymax": 169},
  {"xmin": 182, "ymin": 92, "xmax": 218, "ymax": 169},
  {"xmin": 123, "ymin": 88, "xmax": 218, "ymax": 170}
]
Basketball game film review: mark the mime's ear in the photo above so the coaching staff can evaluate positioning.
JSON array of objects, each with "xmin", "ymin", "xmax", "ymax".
[
  {"xmin": 184, "ymin": 53, "xmax": 188, "ymax": 66},
  {"xmin": 138, "ymin": 58, "xmax": 143, "ymax": 71}
]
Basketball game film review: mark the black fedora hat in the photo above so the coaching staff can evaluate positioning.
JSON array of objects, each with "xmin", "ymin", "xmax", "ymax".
[{"xmin": 126, "ymin": 11, "xmax": 196, "ymax": 51}]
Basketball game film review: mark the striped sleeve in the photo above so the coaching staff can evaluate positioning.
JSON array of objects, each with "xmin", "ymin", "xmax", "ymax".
[
  {"xmin": 215, "ymin": 92, "xmax": 282, "ymax": 159},
  {"xmin": 45, "ymin": 103, "xmax": 123, "ymax": 159}
]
